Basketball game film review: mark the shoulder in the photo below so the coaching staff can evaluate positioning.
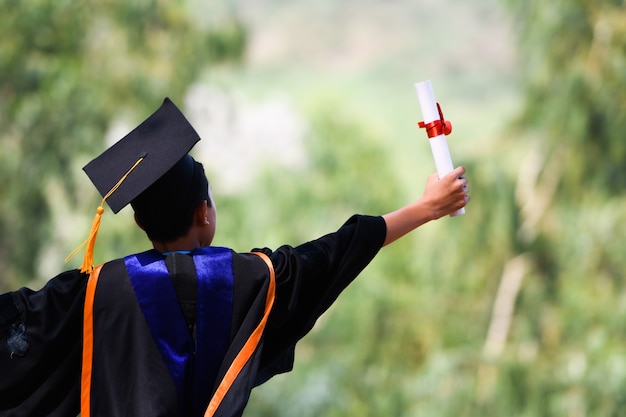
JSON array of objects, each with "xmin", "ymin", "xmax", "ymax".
[
  {"xmin": 228, "ymin": 251, "xmax": 274, "ymax": 311},
  {"xmin": 231, "ymin": 251, "xmax": 272, "ymax": 286}
]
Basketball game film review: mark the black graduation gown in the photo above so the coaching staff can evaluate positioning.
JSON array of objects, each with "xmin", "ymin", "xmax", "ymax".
[{"xmin": 0, "ymin": 214, "xmax": 386, "ymax": 417}]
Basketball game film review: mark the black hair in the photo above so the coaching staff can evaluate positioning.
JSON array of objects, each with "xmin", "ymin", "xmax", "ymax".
[{"xmin": 131, "ymin": 155, "xmax": 210, "ymax": 242}]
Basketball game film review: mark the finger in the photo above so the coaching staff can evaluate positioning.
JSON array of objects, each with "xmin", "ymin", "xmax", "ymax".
[
  {"xmin": 452, "ymin": 177, "xmax": 468, "ymax": 192},
  {"xmin": 442, "ymin": 166, "xmax": 465, "ymax": 181}
]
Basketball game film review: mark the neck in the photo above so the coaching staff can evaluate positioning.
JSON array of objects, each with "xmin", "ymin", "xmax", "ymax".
[{"xmin": 152, "ymin": 234, "xmax": 201, "ymax": 254}]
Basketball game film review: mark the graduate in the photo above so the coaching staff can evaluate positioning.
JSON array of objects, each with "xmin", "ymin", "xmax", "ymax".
[{"xmin": 0, "ymin": 98, "xmax": 470, "ymax": 417}]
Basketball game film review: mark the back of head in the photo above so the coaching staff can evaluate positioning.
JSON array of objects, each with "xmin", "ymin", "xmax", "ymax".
[{"xmin": 131, "ymin": 154, "xmax": 210, "ymax": 242}]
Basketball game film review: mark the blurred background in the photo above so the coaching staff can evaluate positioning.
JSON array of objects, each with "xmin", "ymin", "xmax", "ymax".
[{"xmin": 1, "ymin": 0, "xmax": 625, "ymax": 415}]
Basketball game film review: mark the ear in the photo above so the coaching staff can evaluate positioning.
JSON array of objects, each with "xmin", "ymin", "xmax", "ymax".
[
  {"xmin": 134, "ymin": 213, "xmax": 146, "ymax": 231},
  {"xmin": 194, "ymin": 200, "xmax": 210, "ymax": 225}
]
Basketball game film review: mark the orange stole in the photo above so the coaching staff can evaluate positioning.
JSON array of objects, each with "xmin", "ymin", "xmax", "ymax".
[{"xmin": 80, "ymin": 264, "xmax": 103, "ymax": 417}]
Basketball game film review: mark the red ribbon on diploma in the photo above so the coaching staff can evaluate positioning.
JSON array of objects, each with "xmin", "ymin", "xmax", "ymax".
[{"xmin": 418, "ymin": 102, "xmax": 452, "ymax": 138}]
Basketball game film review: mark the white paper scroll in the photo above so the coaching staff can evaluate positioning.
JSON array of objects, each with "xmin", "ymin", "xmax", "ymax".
[{"xmin": 415, "ymin": 80, "xmax": 465, "ymax": 216}]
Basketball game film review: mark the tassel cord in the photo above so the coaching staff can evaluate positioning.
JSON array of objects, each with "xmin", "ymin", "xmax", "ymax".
[{"xmin": 65, "ymin": 157, "xmax": 144, "ymax": 273}]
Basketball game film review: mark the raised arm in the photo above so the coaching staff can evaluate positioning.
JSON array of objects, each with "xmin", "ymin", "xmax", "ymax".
[{"xmin": 382, "ymin": 166, "xmax": 469, "ymax": 246}]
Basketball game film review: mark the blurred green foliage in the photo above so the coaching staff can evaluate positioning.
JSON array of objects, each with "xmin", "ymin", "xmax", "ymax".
[
  {"xmin": 0, "ymin": 0, "xmax": 245, "ymax": 288},
  {"xmin": 246, "ymin": 0, "xmax": 626, "ymax": 416},
  {"xmin": 1, "ymin": 0, "xmax": 625, "ymax": 416},
  {"xmin": 510, "ymin": 0, "xmax": 626, "ymax": 195},
  {"xmin": 472, "ymin": 0, "xmax": 626, "ymax": 415}
]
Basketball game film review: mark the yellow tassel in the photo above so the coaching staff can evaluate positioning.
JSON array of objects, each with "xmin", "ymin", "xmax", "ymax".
[
  {"xmin": 65, "ymin": 157, "xmax": 145, "ymax": 273},
  {"xmin": 81, "ymin": 205, "xmax": 105, "ymax": 273},
  {"xmin": 65, "ymin": 204, "xmax": 105, "ymax": 274}
]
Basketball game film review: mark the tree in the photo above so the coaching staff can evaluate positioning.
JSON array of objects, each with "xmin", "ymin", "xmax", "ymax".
[
  {"xmin": 0, "ymin": 0, "xmax": 246, "ymax": 288},
  {"xmin": 511, "ymin": 0, "xmax": 626, "ymax": 196},
  {"xmin": 476, "ymin": 0, "xmax": 626, "ymax": 415}
]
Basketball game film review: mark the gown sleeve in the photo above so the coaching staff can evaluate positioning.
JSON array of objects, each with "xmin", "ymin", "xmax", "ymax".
[
  {"xmin": 0, "ymin": 269, "xmax": 87, "ymax": 417},
  {"xmin": 254, "ymin": 214, "xmax": 386, "ymax": 382}
]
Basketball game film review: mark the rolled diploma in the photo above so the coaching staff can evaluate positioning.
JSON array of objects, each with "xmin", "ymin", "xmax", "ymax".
[{"xmin": 415, "ymin": 80, "xmax": 465, "ymax": 216}]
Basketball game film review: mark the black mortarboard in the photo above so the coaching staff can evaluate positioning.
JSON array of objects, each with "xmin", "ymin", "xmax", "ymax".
[
  {"xmin": 83, "ymin": 97, "xmax": 201, "ymax": 213},
  {"xmin": 69, "ymin": 98, "xmax": 202, "ymax": 273}
]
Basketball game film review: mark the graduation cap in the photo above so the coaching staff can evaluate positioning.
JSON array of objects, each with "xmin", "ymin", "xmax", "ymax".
[{"xmin": 67, "ymin": 98, "xmax": 202, "ymax": 273}]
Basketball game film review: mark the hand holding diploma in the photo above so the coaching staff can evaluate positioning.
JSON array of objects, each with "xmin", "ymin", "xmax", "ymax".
[
  {"xmin": 382, "ymin": 164, "xmax": 469, "ymax": 246},
  {"xmin": 381, "ymin": 80, "xmax": 469, "ymax": 246},
  {"xmin": 415, "ymin": 80, "xmax": 466, "ymax": 216}
]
